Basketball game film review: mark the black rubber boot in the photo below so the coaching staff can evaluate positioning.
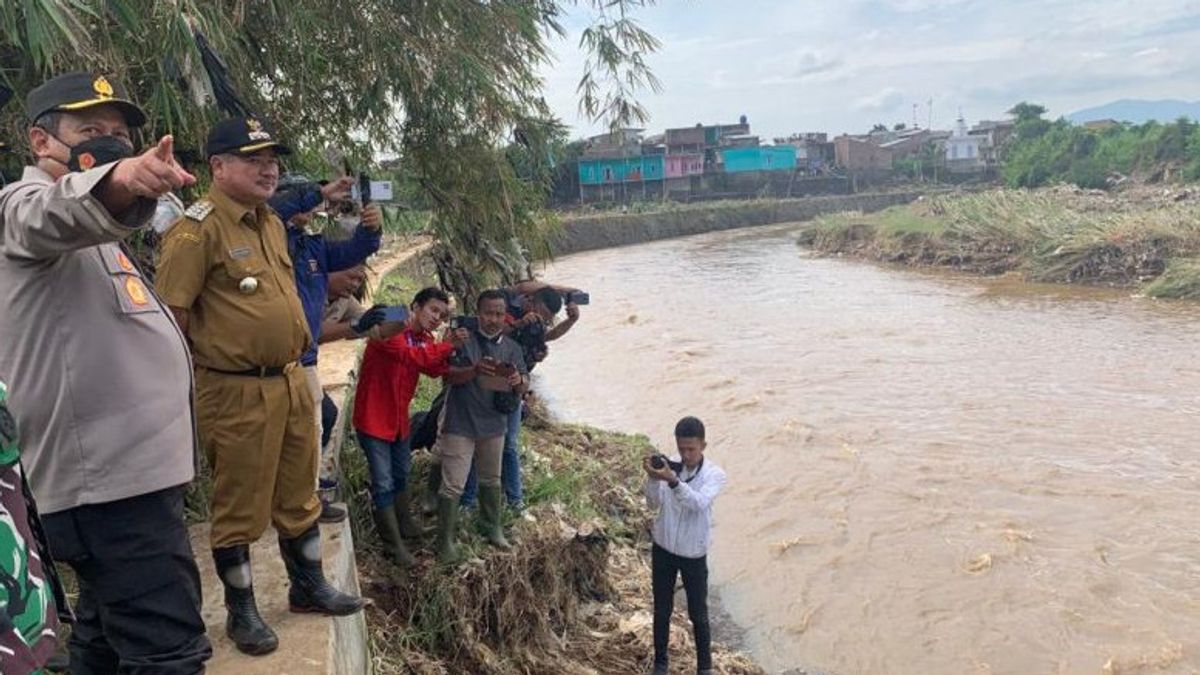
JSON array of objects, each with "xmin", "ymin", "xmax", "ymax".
[
  {"xmin": 372, "ymin": 506, "xmax": 416, "ymax": 567},
  {"xmin": 278, "ymin": 525, "xmax": 365, "ymax": 616},
  {"xmin": 478, "ymin": 486, "xmax": 512, "ymax": 550},
  {"xmin": 213, "ymin": 546, "xmax": 279, "ymax": 656}
]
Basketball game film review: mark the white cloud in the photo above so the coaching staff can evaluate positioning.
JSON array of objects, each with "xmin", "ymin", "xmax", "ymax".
[
  {"xmin": 853, "ymin": 87, "xmax": 906, "ymax": 113},
  {"xmin": 541, "ymin": 0, "xmax": 1200, "ymax": 139}
]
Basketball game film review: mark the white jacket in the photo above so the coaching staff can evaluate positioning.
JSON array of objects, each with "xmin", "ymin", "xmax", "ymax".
[{"xmin": 645, "ymin": 458, "xmax": 727, "ymax": 559}]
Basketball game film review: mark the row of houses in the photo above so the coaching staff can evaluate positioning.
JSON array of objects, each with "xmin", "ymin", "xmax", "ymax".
[
  {"xmin": 834, "ymin": 117, "xmax": 1016, "ymax": 174},
  {"xmin": 575, "ymin": 117, "xmax": 819, "ymax": 202},
  {"xmin": 572, "ymin": 114, "xmax": 1018, "ymax": 203}
]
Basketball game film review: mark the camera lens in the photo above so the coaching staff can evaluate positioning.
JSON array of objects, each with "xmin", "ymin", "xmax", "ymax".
[{"xmin": 650, "ymin": 455, "xmax": 666, "ymax": 470}]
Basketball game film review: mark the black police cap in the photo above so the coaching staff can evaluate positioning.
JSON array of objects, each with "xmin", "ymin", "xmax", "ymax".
[
  {"xmin": 205, "ymin": 116, "xmax": 292, "ymax": 158},
  {"xmin": 25, "ymin": 72, "xmax": 147, "ymax": 127}
]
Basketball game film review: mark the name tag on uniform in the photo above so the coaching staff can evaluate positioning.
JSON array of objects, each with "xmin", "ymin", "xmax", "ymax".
[{"xmin": 229, "ymin": 246, "xmax": 252, "ymax": 260}]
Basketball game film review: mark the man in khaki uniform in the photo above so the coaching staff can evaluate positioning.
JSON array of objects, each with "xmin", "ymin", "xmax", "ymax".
[
  {"xmin": 156, "ymin": 116, "xmax": 362, "ymax": 657},
  {"xmin": 0, "ymin": 72, "xmax": 210, "ymax": 674}
]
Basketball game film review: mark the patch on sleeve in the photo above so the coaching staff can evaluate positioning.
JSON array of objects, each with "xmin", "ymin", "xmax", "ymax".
[{"xmin": 184, "ymin": 200, "xmax": 215, "ymax": 222}]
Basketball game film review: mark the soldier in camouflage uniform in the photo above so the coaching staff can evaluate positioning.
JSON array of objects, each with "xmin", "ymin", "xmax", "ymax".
[{"xmin": 0, "ymin": 380, "xmax": 67, "ymax": 674}]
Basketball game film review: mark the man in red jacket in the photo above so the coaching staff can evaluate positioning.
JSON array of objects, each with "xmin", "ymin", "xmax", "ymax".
[{"xmin": 352, "ymin": 287, "xmax": 464, "ymax": 565}]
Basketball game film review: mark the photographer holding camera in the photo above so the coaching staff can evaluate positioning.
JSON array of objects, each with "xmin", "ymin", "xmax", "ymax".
[
  {"xmin": 643, "ymin": 417, "xmax": 727, "ymax": 675},
  {"xmin": 434, "ymin": 290, "xmax": 529, "ymax": 564},
  {"xmin": 459, "ymin": 280, "xmax": 585, "ymax": 511}
]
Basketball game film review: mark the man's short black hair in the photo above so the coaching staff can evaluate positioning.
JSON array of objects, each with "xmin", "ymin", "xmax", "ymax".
[
  {"xmin": 413, "ymin": 287, "xmax": 450, "ymax": 308},
  {"xmin": 674, "ymin": 416, "xmax": 706, "ymax": 440},
  {"xmin": 34, "ymin": 112, "xmax": 64, "ymax": 134},
  {"xmin": 532, "ymin": 287, "xmax": 563, "ymax": 314},
  {"xmin": 477, "ymin": 289, "xmax": 506, "ymax": 310}
]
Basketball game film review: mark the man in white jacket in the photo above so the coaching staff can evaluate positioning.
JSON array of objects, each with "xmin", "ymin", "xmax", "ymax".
[{"xmin": 643, "ymin": 416, "xmax": 727, "ymax": 675}]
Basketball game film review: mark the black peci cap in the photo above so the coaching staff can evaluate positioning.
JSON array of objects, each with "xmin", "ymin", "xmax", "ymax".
[
  {"xmin": 205, "ymin": 116, "xmax": 292, "ymax": 158},
  {"xmin": 25, "ymin": 72, "xmax": 147, "ymax": 127}
]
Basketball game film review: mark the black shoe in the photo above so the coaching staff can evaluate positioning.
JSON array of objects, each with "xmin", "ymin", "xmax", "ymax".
[
  {"xmin": 279, "ymin": 525, "xmax": 364, "ymax": 616},
  {"xmin": 319, "ymin": 501, "xmax": 347, "ymax": 524},
  {"xmin": 213, "ymin": 546, "xmax": 279, "ymax": 656}
]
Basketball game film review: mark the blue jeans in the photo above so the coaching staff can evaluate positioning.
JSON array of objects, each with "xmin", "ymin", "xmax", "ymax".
[
  {"xmin": 357, "ymin": 431, "xmax": 412, "ymax": 509},
  {"xmin": 460, "ymin": 403, "xmax": 523, "ymax": 507}
]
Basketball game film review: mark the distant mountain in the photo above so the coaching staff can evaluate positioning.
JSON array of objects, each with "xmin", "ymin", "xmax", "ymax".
[{"xmin": 1066, "ymin": 99, "xmax": 1200, "ymax": 125}]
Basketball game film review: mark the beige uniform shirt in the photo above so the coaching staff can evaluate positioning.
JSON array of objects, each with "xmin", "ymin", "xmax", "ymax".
[
  {"xmin": 156, "ymin": 185, "xmax": 310, "ymax": 371},
  {"xmin": 0, "ymin": 165, "xmax": 196, "ymax": 514}
]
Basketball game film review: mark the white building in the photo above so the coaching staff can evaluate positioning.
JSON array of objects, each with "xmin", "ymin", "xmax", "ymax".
[{"xmin": 945, "ymin": 116, "xmax": 985, "ymax": 172}]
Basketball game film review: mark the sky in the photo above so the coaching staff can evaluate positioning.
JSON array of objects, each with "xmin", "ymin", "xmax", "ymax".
[{"xmin": 539, "ymin": 0, "xmax": 1200, "ymax": 141}]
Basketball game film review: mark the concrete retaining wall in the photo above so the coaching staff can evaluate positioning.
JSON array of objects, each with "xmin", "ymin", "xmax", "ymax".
[{"xmin": 553, "ymin": 191, "xmax": 927, "ymax": 255}]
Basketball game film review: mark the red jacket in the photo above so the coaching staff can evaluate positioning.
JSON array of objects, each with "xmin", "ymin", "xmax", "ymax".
[{"xmin": 353, "ymin": 327, "xmax": 454, "ymax": 442}]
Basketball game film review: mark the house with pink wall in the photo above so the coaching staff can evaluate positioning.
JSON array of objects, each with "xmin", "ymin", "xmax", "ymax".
[{"xmin": 665, "ymin": 153, "xmax": 704, "ymax": 178}]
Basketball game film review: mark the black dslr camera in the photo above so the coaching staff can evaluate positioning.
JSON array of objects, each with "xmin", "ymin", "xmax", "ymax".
[
  {"xmin": 648, "ymin": 452, "xmax": 682, "ymax": 473},
  {"xmin": 565, "ymin": 290, "xmax": 590, "ymax": 305}
]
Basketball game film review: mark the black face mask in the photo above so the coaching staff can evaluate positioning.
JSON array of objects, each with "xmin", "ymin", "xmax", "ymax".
[{"xmin": 53, "ymin": 135, "xmax": 135, "ymax": 172}]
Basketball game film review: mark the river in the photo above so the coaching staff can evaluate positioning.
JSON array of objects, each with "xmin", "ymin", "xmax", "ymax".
[{"xmin": 533, "ymin": 222, "xmax": 1200, "ymax": 675}]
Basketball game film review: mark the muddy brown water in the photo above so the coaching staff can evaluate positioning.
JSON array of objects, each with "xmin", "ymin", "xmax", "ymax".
[{"xmin": 534, "ymin": 223, "xmax": 1200, "ymax": 675}]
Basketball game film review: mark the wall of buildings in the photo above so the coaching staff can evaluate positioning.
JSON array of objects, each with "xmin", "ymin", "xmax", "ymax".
[
  {"xmin": 720, "ymin": 146, "xmax": 798, "ymax": 173},
  {"xmin": 578, "ymin": 155, "xmax": 665, "ymax": 185},
  {"xmin": 835, "ymin": 136, "xmax": 894, "ymax": 171}
]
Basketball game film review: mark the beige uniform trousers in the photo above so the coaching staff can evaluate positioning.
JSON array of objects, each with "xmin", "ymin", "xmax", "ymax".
[
  {"xmin": 196, "ymin": 365, "xmax": 320, "ymax": 548},
  {"xmin": 303, "ymin": 366, "xmax": 338, "ymax": 494},
  {"xmin": 437, "ymin": 434, "xmax": 504, "ymax": 500}
]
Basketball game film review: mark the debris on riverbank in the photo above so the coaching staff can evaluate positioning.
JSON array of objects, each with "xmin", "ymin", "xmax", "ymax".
[
  {"xmin": 797, "ymin": 187, "xmax": 1200, "ymax": 299},
  {"xmin": 337, "ymin": 260, "xmax": 766, "ymax": 674},
  {"xmin": 341, "ymin": 399, "xmax": 765, "ymax": 675}
]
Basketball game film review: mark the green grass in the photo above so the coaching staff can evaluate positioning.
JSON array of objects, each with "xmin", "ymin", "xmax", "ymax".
[{"xmin": 1144, "ymin": 258, "xmax": 1200, "ymax": 299}]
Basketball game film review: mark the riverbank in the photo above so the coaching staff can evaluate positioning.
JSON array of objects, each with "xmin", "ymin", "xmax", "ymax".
[
  {"xmin": 796, "ymin": 186, "xmax": 1200, "ymax": 299},
  {"xmin": 341, "ymin": 264, "xmax": 767, "ymax": 675},
  {"xmin": 556, "ymin": 191, "xmax": 943, "ymax": 254}
]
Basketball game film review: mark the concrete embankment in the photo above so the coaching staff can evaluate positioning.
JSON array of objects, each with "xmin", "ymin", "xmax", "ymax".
[{"xmin": 554, "ymin": 191, "xmax": 931, "ymax": 255}]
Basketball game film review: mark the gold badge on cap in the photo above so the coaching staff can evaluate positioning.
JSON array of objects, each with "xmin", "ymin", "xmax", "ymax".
[
  {"xmin": 93, "ymin": 77, "xmax": 114, "ymax": 99},
  {"xmin": 246, "ymin": 117, "xmax": 270, "ymax": 141}
]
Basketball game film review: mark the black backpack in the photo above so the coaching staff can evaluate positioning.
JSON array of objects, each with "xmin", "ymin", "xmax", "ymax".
[{"xmin": 408, "ymin": 389, "xmax": 446, "ymax": 450}]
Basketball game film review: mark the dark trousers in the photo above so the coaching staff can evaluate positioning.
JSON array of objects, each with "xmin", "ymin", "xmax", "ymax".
[
  {"xmin": 652, "ymin": 543, "xmax": 712, "ymax": 671},
  {"xmin": 41, "ymin": 486, "xmax": 212, "ymax": 675}
]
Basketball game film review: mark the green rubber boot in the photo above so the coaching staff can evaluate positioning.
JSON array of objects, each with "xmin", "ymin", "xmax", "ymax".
[
  {"xmin": 394, "ymin": 491, "xmax": 430, "ymax": 539},
  {"xmin": 479, "ymin": 486, "xmax": 512, "ymax": 550},
  {"xmin": 372, "ymin": 507, "xmax": 416, "ymax": 567},
  {"xmin": 422, "ymin": 461, "xmax": 442, "ymax": 516},
  {"xmin": 435, "ymin": 495, "xmax": 461, "ymax": 565}
]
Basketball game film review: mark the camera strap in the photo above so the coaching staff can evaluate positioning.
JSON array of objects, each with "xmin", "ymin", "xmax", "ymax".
[{"xmin": 680, "ymin": 458, "xmax": 704, "ymax": 484}]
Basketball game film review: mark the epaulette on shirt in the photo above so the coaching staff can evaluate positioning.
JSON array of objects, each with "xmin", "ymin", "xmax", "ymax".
[{"xmin": 184, "ymin": 200, "xmax": 215, "ymax": 222}]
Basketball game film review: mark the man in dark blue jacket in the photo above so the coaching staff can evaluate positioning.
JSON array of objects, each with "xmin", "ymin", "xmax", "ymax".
[{"xmin": 271, "ymin": 177, "xmax": 383, "ymax": 522}]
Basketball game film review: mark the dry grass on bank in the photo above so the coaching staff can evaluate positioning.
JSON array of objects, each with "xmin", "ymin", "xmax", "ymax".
[{"xmin": 799, "ymin": 188, "xmax": 1200, "ymax": 297}]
